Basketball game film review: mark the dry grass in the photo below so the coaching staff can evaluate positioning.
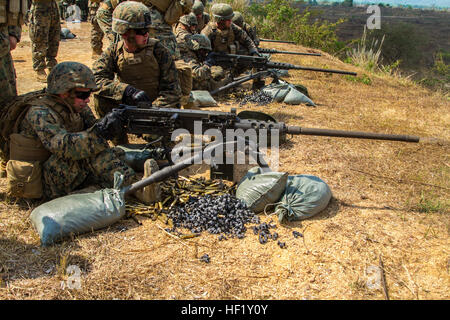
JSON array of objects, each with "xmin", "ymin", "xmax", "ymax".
[{"xmin": 1, "ymin": 23, "xmax": 449, "ymax": 300}]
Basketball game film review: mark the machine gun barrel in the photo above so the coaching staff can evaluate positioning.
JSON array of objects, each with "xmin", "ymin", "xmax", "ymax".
[
  {"xmin": 120, "ymin": 106, "xmax": 420, "ymax": 143},
  {"xmin": 259, "ymin": 48, "xmax": 321, "ymax": 56},
  {"xmin": 259, "ymin": 39, "xmax": 296, "ymax": 44},
  {"xmin": 285, "ymin": 126, "xmax": 420, "ymax": 143},
  {"xmin": 212, "ymin": 53, "xmax": 357, "ymax": 76},
  {"xmin": 265, "ymin": 61, "xmax": 357, "ymax": 76}
]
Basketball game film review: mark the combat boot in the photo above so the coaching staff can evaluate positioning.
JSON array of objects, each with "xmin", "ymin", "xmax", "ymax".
[
  {"xmin": 35, "ymin": 69, "xmax": 47, "ymax": 83},
  {"xmin": 134, "ymin": 159, "xmax": 161, "ymax": 204}
]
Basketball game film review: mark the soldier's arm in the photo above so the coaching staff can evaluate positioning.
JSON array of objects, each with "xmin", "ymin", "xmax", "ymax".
[
  {"xmin": 185, "ymin": 55, "xmax": 211, "ymax": 81},
  {"xmin": 25, "ymin": 106, "xmax": 108, "ymax": 161},
  {"xmin": 153, "ymin": 41, "xmax": 182, "ymax": 107},
  {"xmin": 232, "ymin": 23, "xmax": 257, "ymax": 53},
  {"xmin": 92, "ymin": 44, "xmax": 128, "ymax": 101}
]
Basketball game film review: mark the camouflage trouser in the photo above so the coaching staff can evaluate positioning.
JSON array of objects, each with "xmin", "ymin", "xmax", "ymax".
[
  {"xmin": 42, "ymin": 147, "xmax": 136, "ymax": 199},
  {"xmin": 90, "ymin": 18, "xmax": 104, "ymax": 53},
  {"xmin": 0, "ymin": 52, "xmax": 17, "ymax": 109},
  {"xmin": 88, "ymin": 3, "xmax": 104, "ymax": 53},
  {"xmin": 29, "ymin": 2, "xmax": 61, "ymax": 71},
  {"xmin": 148, "ymin": 7, "xmax": 180, "ymax": 59},
  {"xmin": 0, "ymin": 52, "xmax": 17, "ymax": 162}
]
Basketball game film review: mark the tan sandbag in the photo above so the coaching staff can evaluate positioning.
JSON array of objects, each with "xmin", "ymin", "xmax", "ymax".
[
  {"xmin": 9, "ymin": 133, "xmax": 51, "ymax": 162},
  {"xmin": 6, "ymin": 160, "xmax": 43, "ymax": 199}
]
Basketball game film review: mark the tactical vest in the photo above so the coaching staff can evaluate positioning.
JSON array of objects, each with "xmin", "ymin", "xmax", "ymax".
[
  {"xmin": 0, "ymin": 0, "xmax": 28, "ymax": 25},
  {"xmin": 6, "ymin": 94, "xmax": 84, "ymax": 162},
  {"xmin": 209, "ymin": 24, "xmax": 236, "ymax": 54},
  {"xmin": 116, "ymin": 39, "xmax": 160, "ymax": 102}
]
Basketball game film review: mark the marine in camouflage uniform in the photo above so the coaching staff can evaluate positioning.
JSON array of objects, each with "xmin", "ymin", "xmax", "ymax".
[
  {"xmin": 201, "ymin": 4, "xmax": 258, "ymax": 56},
  {"xmin": 174, "ymin": 13, "xmax": 197, "ymax": 49},
  {"xmin": 191, "ymin": 0, "xmax": 208, "ymax": 34},
  {"xmin": 1, "ymin": 0, "xmax": 27, "ymax": 176},
  {"xmin": 15, "ymin": 62, "xmax": 138, "ymax": 199},
  {"xmin": 180, "ymin": 33, "xmax": 227, "ymax": 92},
  {"xmin": 88, "ymin": 0, "xmax": 104, "ymax": 56},
  {"xmin": 93, "ymin": 1, "xmax": 182, "ymax": 119},
  {"xmin": 29, "ymin": 0, "xmax": 61, "ymax": 82},
  {"xmin": 201, "ymin": 4, "xmax": 264, "ymax": 88},
  {"xmin": 232, "ymin": 11, "xmax": 260, "ymax": 51}
]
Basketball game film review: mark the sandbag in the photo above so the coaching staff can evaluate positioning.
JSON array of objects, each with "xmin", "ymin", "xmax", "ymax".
[
  {"xmin": 262, "ymin": 81, "xmax": 316, "ymax": 106},
  {"xmin": 236, "ymin": 167, "xmax": 288, "ymax": 214},
  {"xmin": 275, "ymin": 174, "xmax": 332, "ymax": 222},
  {"xmin": 30, "ymin": 172, "xmax": 126, "ymax": 246},
  {"xmin": 191, "ymin": 90, "xmax": 218, "ymax": 108}
]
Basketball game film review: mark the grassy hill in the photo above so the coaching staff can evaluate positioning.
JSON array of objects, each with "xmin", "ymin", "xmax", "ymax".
[{"xmin": 0, "ymin": 22, "xmax": 448, "ymax": 300}]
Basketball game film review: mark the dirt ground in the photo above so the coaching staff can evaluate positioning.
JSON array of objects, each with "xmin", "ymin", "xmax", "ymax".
[{"xmin": 0, "ymin": 22, "xmax": 449, "ymax": 300}]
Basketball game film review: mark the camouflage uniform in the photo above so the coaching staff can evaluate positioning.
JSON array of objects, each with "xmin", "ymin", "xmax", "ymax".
[
  {"xmin": 180, "ymin": 34, "xmax": 227, "ymax": 91},
  {"xmin": 1, "ymin": 0, "xmax": 27, "ymax": 173},
  {"xmin": 145, "ymin": 3, "xmax": 179, "ymax": 59},
  {"xmin": 88, "ymin": 0, "xmax": 104, "ymax": 55},
  {"xmin": 92, "ymin": 1, "xmax": 182, "ymax": 117},
  {"xmin": 29, "ymin": 0, "xmax": 61, "ymax": 73},
  {"xmin": 14, "ymin": 62, "xmax": 137, "ymax": 199},
  {"xmin": 232, "ymin": 11, "xmax": 260, "ymax": 52},
  {"xmin": 191, "ymin": 0, "xmax": 209, "ymax": 34},
  {"xmin": 95, "ymin": 0, "xmax": 126, "ymax": 44},
  {"xmin": 201, "ymin": 5, "xmax": 257, "ymax": 55},
  {"xmin": 174, "ymin": 13, "xmax": 197, "ymax": 52}
]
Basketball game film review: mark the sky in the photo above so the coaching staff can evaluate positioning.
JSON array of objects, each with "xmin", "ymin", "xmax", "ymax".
[{"xmin": 329, "ymin": 0, "xmax": 450, "ymax": 7}]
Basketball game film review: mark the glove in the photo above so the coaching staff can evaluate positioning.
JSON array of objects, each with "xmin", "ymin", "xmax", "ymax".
[
  {"xmin": 250, "ymin": 49, "xmax": 262, "ymax": 57},
  {"xmin": 93, "ymin": 108, "xmax": 126, "ymax": 141},
  {"xmin": 123, "ymin": 85, "xmax": 151, "ymax": 105},
  {"xmin": 205, "ymin": 52, "xmax": 216, "ymax": 67}
]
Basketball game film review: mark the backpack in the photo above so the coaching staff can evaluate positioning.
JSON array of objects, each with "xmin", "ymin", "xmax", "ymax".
[{"xmin": 0, "ymin": 89, "xmax": 47, "ymax": 159}]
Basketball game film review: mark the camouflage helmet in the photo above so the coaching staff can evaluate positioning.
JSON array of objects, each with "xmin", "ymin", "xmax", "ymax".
[
  {"xmin": 211, "ymin": 3, "xmax": 234, "ymax": 21},
  {"xmin": 112, "ymin": 1, "xmax": 152, "ymax": 35},
  {"xmin": 231, "ymin": 11, "xmax": 244, "ymax": 28},
  {"xmin": 179, "ymin": 13, "xmax": 198, "ymax": 27},
  {"xmin": 192, "ymin": 0, "xmax": 204, "ymax": 15},
  {"xmin": 47, "ymin": 62, "xmax": 99, "ymax": 94},
  {"xmin": 188, "ymin": 34, "xmax": 212, "ymax": 51}
]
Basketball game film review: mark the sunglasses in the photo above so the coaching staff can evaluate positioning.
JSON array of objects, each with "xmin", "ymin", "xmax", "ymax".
[
  {"xmin": 133, "ymin": 29, "xmax": 149, "ymax": 36},
  {"xmin": 73, "ymin": 90, "xmax": 92, "ymax": 100}
]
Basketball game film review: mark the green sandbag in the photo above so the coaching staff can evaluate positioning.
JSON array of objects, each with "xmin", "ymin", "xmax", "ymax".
[
  {"xmin": 30, "ymin": 172, "xmax": 126, "ymax": 246},
  {"xmin": 236, "ymin": 167, "xmax": 288, "ymax": 213},
  {"xmin": 275, "ymin": 174, "xmax": 332, "ymax": 222},
  {"xmin": 261, "ymin": 81, "xmax": 316, "ymax": 106},
  {"xmin": 191, "ymin": 90, "xmax": 218, "ymax": 107}
]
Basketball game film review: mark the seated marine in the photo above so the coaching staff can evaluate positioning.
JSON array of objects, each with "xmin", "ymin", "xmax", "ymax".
[{"xmin": 11, "ymin": 61, "xmax": 159, "ymax": 203}]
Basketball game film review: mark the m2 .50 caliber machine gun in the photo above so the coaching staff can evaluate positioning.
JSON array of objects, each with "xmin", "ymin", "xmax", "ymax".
[
  {"xmin": 208, "ymin": 53, "xmax": 357, "ymax": 95},
  {"xmin": 117, "ymin": 105, "xmax": 420, "ymax": 181}
]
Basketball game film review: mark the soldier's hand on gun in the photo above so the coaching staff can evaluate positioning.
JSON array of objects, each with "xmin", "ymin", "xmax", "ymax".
[
  {"xmin": 93, "ymin": 108, "xmax": 127, "ymax": 141},
  {"xmin": 123, "ymin": 85, "xmax": 151, "ymax": 105},
  {"xmin": 205, "ymin": 52, "xmax": 217, "ymax": 67},
  {"xmin": 250, "ymin": 49, "xmax": 263, "ymax": 57}
]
